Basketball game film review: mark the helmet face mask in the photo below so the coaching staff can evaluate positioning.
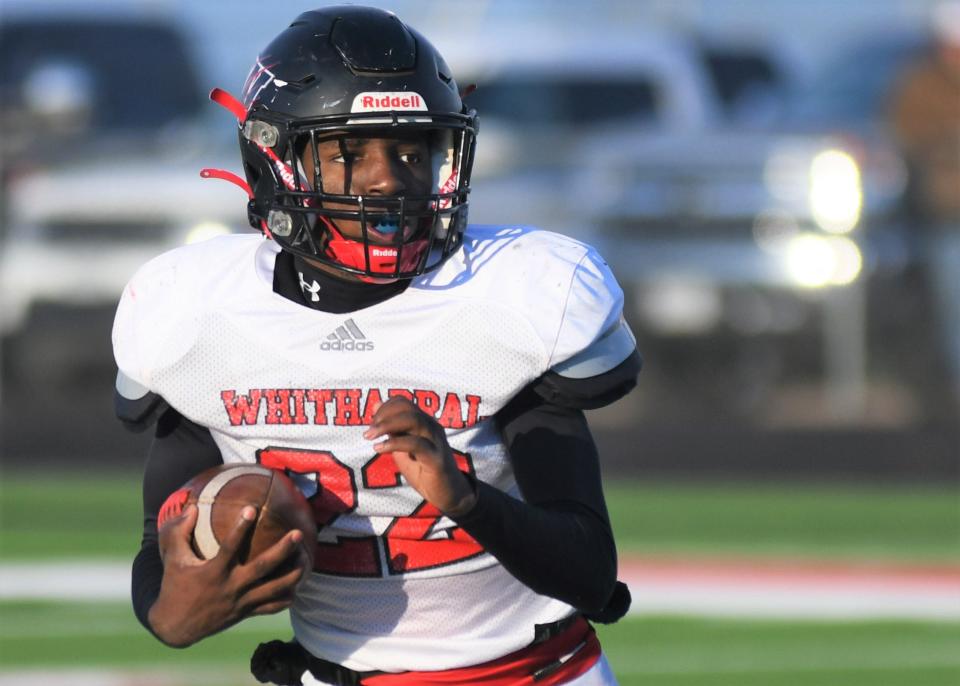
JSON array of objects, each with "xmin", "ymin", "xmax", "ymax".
[{"xmin": 236, "ymin": 7, "xmax": 477, "ymax": 280}]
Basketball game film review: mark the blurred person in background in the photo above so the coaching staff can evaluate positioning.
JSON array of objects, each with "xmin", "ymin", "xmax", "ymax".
[
  {"xmin": 113, "ymin": 5, "xmax": 638, "ymax": 685},
  {"xmin": 888, "ymin": 0, "xmax": 960, "ymax": 413}
]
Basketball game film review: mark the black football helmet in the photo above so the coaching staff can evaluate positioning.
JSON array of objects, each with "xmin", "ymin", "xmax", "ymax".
[{"xmin": 228, "ymin": 5, "xmax": 477, "ymax": 280}]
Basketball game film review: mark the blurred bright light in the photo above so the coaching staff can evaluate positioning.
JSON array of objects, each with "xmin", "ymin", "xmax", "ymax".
[
  {"xmin": 828, "ymin": 235, "xmax": 865, "ymax": 285},
  {"xmin": 637, "ymin": 277, "xmax": 722, "ymax": 335},
  {"xmin": 808, "ymin": 149, "xmax": 862, "ymax": 233},
  {"xmin": 184, "ymin": 222, "xmax": 231, "ymax": 244},
  {"xmin": 785, "ymin": 233, "xmax": 863, "ymax": 289}
]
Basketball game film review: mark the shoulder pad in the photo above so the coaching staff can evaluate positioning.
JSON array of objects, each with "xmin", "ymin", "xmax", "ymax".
[
  {"xmin": 535, "ymin": 317, "xmax": 640, "ymax": 409},
  {"xmin": 552, "ymin": 316, "xmax": 637, "ymax": 379},
  {"xmin": 114, "ymin": 370, "xmax": 168, "ymax": 432},
  {"xmin": 533, "ymin": 348, "xmax": 641, "ymax": 410}
]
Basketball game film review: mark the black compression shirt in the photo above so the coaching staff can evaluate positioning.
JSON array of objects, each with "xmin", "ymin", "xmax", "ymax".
[{"xmin": 130, "ymin": 250, "xmax": 636, "ymax": 635}]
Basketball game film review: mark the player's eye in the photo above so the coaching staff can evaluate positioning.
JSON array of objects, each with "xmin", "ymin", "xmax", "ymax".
[
  {"xmin": 316, "ymin": 138, "xmax": 357, "ymax": 165},
  {"xmin": 398, "ymin": 150, "xmax": 424, "ymax": 166}
]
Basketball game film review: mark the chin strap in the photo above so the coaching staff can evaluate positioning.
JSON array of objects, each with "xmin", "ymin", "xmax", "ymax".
[
  {"xmin": 209, "ymin": 87, "xmax": 300, "ymax": 193},
  {"xmin": 200, "ymin": 168, "xmax": 252, "ymax": 198},
  {"xmin": 199, "ymin": 165, "xmax": 272, "ymax": 240},
  {"xmin": 319, "ymin": 216, "xmax": 427, "ymax": 280},
  {"xmin": 210, "ymin": 87, "xmax": 248, "ymax": 121}
]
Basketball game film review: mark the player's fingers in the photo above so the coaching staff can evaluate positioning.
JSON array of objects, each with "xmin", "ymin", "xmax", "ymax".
[
  {"xmin": 240, "ymin": 564, "xmax": 304, "ymax": 611},
  {"xmin": 160, "ymin": 504, "xmax": 199, "ymax": 559},
  {"xmin": 247, "ymin": 599, "xmax": 295, "ymax": 616},
  {"xmin": 364, "ymin": 397, "xmax": 421, "ymax": 434},
  {"xmin": 377, "ymin": 395, "xmax": 416, "ymax": 413},
  {"xmin": 259, "ymin": 563, "xmax": 305, "ymax": 598},
  {"xmin": 294, "ymin": 547, "xmax": 313, "ymax": 580},
  {"xmin": 372, "ymin": 435, "xmax": 438, "ymax": 459},
  {"xmin": 213, "ymin": 505, "xmax": 258, "ymax": 566},
  {"xmin": 365, "ymin": 410, "xmax": 434, "ymax": 441},
  {"xmin": 238, "ymin": 529, "xmax": 304, "ymax": 584},
  {"xmin": 170, "ymin": 501, "xmax": 199, "ymax": 535}
]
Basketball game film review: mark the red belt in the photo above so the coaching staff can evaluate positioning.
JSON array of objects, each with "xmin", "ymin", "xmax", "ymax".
[{"xmin": 361, "ymin": 616, "xmax": 601, "ymax": 686}]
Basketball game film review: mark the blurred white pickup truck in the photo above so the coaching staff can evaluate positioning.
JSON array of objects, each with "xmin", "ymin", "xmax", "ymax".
[{"xmin": 0, "ymin": 12, "xmax": 251, "ymax": 386}]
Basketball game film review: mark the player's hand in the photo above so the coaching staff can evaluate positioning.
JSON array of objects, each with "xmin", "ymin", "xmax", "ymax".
[
  {"xmin": 150, "ymin": 503, "xmax": 306, "ymax": 648},
  {"xmin": 364, "ymin": 396, "xmax": 477, "ymax": 516}
]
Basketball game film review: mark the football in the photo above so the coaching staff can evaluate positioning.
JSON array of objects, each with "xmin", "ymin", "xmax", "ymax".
[{"xmin": 157, "ymin": 464, "xmax": 317, "ymax": 568}]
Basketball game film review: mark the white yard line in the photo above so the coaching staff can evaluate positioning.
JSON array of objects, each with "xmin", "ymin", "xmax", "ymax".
[
  {"xmin": 0, "ymin": 562, "xmax": 128, "ymax": 601},
  {"xmin": 2, "ymin": 560, "xmax": 959, "ymax": 620},
  {"xmin": 0, "ymin": 668, "xmax": 249, "ymax": 686},
  {"xmin": 622, "ymin": 580, "xmax": 960, "ymax": 620}
]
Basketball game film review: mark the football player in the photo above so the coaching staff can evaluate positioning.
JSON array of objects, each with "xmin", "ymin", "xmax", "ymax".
[{"xmin": 113, "ymin": 6, "xmax": 640, "ymax": 685}]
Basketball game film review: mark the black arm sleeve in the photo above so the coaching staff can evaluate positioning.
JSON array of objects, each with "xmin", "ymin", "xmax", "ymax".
[
  {"xmin": 131, "ymin": 407, "xmax": 222, "ymax": 635},
  {"xmin": 450, "ymin": 383, "xmax": 623, "ymax": 617}
]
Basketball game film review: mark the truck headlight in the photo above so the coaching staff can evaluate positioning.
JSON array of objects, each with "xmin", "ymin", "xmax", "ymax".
[
  {"xmin": 808, "ymin": 149, "xmax": 862, "ymax": 234},
  {"xmin": 785, "ymin": 233, "xmax": 863, "ymax": 288}
]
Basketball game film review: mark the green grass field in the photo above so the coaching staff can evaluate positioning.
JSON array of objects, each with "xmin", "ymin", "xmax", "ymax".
[
  {"xmin": 1, "ymin": 601, "xmax": 958, "ymax": 685},
  {"xmin": 2, "ymin": 472, "xmax": 958, "ymax": 561},
  {"xmin": 1, "ymin": 471, "xmax": 958, "ymax": 684}
]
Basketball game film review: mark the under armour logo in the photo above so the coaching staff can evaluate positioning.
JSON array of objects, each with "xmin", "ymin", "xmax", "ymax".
[{"xmin": 298, "ymin": 272, "xmax": 321, "ymax": 302}]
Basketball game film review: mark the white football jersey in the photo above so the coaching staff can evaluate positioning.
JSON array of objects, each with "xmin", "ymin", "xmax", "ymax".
[{"xmin": 113, "ymin": 225, "xmax": 626, "ymax": 671}]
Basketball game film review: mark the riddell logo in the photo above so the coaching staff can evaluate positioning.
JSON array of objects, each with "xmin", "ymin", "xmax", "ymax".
[
  {"xmin": 351, "ymin": 92, "xmax": 427, "ymax": 113},
  {"xmin": 371, "ymin": 248, "xmax": 398, "ymax": 258},
  {"xmin": 321, "ymin": 318, "xmax": 375, "ymax": 352}
]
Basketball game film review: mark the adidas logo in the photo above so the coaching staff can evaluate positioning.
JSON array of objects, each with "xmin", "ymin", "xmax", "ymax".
[{"xmin": 320, "ymin": 318, "xmax": 375, "ymax": 352}]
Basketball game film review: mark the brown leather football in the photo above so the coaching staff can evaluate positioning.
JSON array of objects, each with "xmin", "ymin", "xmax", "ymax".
[{"xmin": 157, "ymin": 464, "xmax": 317, "ymax": 569}]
